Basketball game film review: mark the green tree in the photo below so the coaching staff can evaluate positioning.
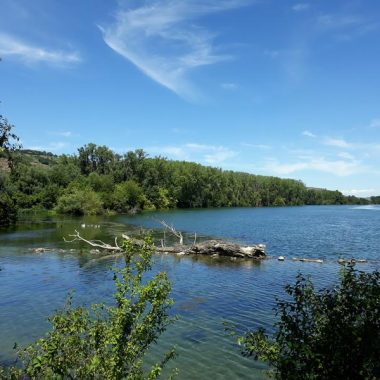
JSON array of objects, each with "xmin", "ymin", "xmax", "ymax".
[
  {"xmin": 112, "ymin": 180, "xmax": 146, "ymax": 213},
  {"xmin": 0, "ymin": 174, "xmax": 17, "ymax": 226},
  {"xmin": 0, "ymin": 115, "xmax": 20, "ymax": 225},
  {"xmin": 0, "ymin": 115, "xmax": 21, "ymax": 163},
  {"xmin": 0, "ymin": 235, "xmax": 176, "ymax": 379},
  {"xmin": 55, "ymin": 187, "xmax": 103, "ymax": 215},
  {"xmin": 238, "ymin": 266, "xmax": 380, "ymax": 379}
]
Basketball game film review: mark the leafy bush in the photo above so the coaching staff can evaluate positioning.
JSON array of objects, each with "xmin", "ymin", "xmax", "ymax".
[
  {"xmin": 0, "ymin": 174, "xmax": 17, "ymax": 226},
  {"xmin": 112, "ymin": 180, "xmax": 145, "ymax": 213},
  {"xmin": 238, "ymin": 266, "xmax": 380, "ymax": 380},
  {"xmin": 0, "ymin": 235, "xmax": 176, "ymax": 379},
  {"xmin": 55, "ymin": 187, "xmax": 103, "ymax": 216}
]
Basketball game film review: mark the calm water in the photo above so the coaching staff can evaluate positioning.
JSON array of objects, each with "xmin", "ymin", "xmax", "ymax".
[{"xmin": 0, "ymin": 206, "xmax": 379, "ymax": 379}]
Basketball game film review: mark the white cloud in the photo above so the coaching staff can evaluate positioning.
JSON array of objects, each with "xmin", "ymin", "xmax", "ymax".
[
  {"xmin": 266, "ymin": 156, "xmax": 364, "ymax": 177},
  {"xmin": 292, "ymin": 3, "xmax": 309, "ymax": 12},
  {"xmin": 0, "ymin": 33, "xmax": 81, "ymax": 65},
  {"xmin": 264, "ymin": 49, "xmax": 280, "ymax": 58},
  {"xmin": 369, "ymin": 118, "xmax": 380, "ymax": 128},
  {"xmin": 100, "ymin": 0, "xmax": 251, "ymax": 99},
  {"xmin": 49, "ymin": 131, "xmax": 74, "ymax": 137},
  {"xmin": 342, "ymin": 188, "xmax": 376, "ymax": 197},
  {"xmin": 204, "ymin": 148, "xmax": 236, "ymax": 164},
  {"xmin": 147, "ymin": 142, "xmax": 237, "ymax": 164},
  {"xmin": 220, "ymin": 82, "xmax": 238, "ymax": 90},
  {"xmin": 323, "ymin": 137, "xmax": 352, "ymax": 148},
  {"xmin": 27, "ymin": 142, "xmax": 68, "ymax": 152},
  {"xmin": 59, "ymin": 131, "xmax": 72, "ymax": 137},
  {"xmin": 317, "ymin": 14, "xmax": 362, "ymax": 30},
  {"xmin": 302, "ymin": 130, "xmax": 316, "ymax": 138},
  {"xmin": 266, "ymin": 161, "xmax": 308, "ymax": 175},
  {"xmin": 241, "ymin": 143, "xmax": 271, "ymax": 149},
  {"xmin": 316, "ymin": 13, "xmax": 377, "ymax": 41},
  {"xmin": 337, "ymin": 152, "xmax": 355, "ymax": 160}
]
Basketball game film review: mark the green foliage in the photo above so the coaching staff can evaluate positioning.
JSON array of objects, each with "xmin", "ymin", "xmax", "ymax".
[
  {"xmin": 239, "ymin": 266, "xmax": 380, "ymax": 379},
  {"xmin": 0, "ymin": 235, "xmax": 176, "ymax": 379},
  {"xmin": 273, "ymin": 196, "xmax": 285, "ymax": 207},
  {"xmin": 3, "ymin": 142, "xmax": 374, "ymax": 215},
  {"xmin": 0, "ymin": 115, "xmax": 21, "ymax": 225},
  {"xmin": 0, "ymin": 174, "xmax": 17, "ymax": 226},
  {"xmin": 55, "ymin": 187, "xmax": 103, "ymax": 216},
  {"xmin": 112, "ymin": 180, "xmax": 145, "ymax": 213},
  {"xmin": 0, "ymin": 115, "xmax": 21, "ymax": 163},
  {"xmin": 78, "ymin": 143, "xmax": 115, "ymax": 175}
]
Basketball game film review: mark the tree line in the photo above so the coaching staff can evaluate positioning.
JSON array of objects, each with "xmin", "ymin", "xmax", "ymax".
[{"xmin": 0, "ymin": 140, "xmax": 374, "ymax": 225}]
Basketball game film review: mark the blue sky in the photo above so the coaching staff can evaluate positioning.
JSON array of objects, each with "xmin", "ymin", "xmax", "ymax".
[{"xmin": 1, "ymin": 0, "xmax": 380, "ymax": 196}]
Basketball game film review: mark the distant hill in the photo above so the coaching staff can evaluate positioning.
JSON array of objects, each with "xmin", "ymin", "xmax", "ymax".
[{"xmin": 1, "ymin": 144, "xmax": 377, "ymax": 216}]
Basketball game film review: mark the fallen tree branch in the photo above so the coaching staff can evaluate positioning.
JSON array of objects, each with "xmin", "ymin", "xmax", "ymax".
[
  {"xmin": 63, "ymin": 230, "xmax": 122, "ymax": 251},
  {"xmin": 156, "ymin": 219, "xmax": 183, "ymax": 245}
]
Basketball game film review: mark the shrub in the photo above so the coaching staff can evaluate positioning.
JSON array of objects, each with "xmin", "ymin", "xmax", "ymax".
[
  {"xmin": 0, "ymin": 235, "xmax": 177, "ymax": 379},
  {"xmin": 55, "ymin": 187, "xmax": 103, "ymax": 215},
  {"xmin": 238, "ymin": 266, "xmax": 380, "ymax": 380},
  {"xmin": 112, "ymin": 180, "xmax": 145, "ymax": 213}
]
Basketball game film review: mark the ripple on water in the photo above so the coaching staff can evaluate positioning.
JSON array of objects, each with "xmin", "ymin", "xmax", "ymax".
[{"xmin": 1, "ymin": 207, "xmax": 380, "ymax": 379}]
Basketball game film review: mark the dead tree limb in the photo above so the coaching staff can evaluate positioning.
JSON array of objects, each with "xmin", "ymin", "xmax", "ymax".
[
  {"xmin": 63, "ymin": 230, "xmax": 122, "ymax": 251},
  {"xmin": 156, "ymin": 219, "xmax": 183, "ymax": 245}
]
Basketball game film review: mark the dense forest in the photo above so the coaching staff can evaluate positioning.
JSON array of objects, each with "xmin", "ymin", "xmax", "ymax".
[{"xmin": 0, "ymin": 142, "xmax": 375, "ymax": 225}]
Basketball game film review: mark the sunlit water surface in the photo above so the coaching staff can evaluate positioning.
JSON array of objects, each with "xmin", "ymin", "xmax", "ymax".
[{"xmin": 1, "ymin": 206, "xmax": 379, "ymax": 379}]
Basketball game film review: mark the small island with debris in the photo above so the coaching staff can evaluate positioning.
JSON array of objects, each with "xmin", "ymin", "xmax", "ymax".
[{"xmin": 62, "ymin": 219, "xmax": 267, "ymax": 260}]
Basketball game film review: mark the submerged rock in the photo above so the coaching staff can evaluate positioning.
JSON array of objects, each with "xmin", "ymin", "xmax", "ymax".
[
  {"xmin": 292, "ymin": 257, "xmax": 324, "ymax": 263},
  {"xmin": 338, "ymin": 258, "xmax": 367, "ymax": 265}
]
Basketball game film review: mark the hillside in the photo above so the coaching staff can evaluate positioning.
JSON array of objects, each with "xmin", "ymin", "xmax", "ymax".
[{"xmin": 0, "ymin": 144, "xmax": 374, "ymax": 217}]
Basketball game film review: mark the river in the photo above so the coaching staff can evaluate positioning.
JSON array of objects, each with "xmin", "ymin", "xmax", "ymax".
[{"xmin": 1, "ymin": 205, "xmax": 379, "ymax": 379}]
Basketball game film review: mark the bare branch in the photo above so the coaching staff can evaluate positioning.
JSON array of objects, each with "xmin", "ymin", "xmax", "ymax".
[
  {"xmin": 63, "ymin": 230, "xmax": 122, "ymax": 252},
  {"xmin": 156, "ymin": 219, "xmax": 183, "ymax": 245}
]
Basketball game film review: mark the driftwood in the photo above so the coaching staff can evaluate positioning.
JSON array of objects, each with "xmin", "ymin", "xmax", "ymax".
[
  {"xmin": 64, "ymin": 230, "xmax": 123, "ymax": 251},
  {"xmin": 156, "ymin": 219, "xmax": 184, "ymax": 245},
  {"xmin": 157, "ymin": 240, "xmax": 266, "ymax": 259},
  {"xmin": 63, "ymin": 230, "xmax": 266, "ymax": 260},
  {"xmin": 292, "ymin": 257, "xmax": 324, "ymax": 263}
]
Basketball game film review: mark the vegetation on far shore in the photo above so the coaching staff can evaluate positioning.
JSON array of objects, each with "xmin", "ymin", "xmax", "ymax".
[
  {"xmin": 1, "ymin": 143, "xmax": 377, "ymax": 223},
  {"xmin": 1, "ymin": 119, "xmax": 378, "ymax": 227}
]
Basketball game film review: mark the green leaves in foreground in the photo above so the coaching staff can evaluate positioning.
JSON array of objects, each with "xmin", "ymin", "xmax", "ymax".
[
  {"xmin": 1, "ymin": 235, "xmax": 177, "ymax": 379},
  {"xmin": 238, "ymin": 265, "xmax": 380, "ymax": 380}
]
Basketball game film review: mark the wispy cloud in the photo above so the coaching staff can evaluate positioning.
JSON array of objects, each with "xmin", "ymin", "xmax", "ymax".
[
  {"xmin": 266, "ymin": 156, "xmax": 364, "ymax": 177},
  {"xmin": 49, "ymin": 131, "xmax": 75, "ymax": 137},
  {"xmin": 220, "ymin": 82, "xmax": 238, "ymax": 90},
  {"xmin": 27, "ymin": 141, "xmax": 69, "ymax": 152},
  {"xmin": 0, "ymin": 33, "xmax": 81, "ymax": 66},
  {"xmin": 292, "ymin": 3, "xmax": 309, "ymax": 12},
  {"xmin": 241, "ymin": 142, "xmax": 271, "ymax": 149},
  {"xmin": 147, "ymin": 142, "xmax": 237, "ymax": 164},
  {"xmin": 264, "ymin": 49, "xmax": 280, "ymax": 59},
  {"xmin": 317, "ymin": 14, "xmax": 362, "ymax": 31},
  {"xmin": 342, "ymin": 188, "xmax": 376, "ymax": 197},
  {"xmin": 369, "ymin": 118, "xmax": 380, "ymax": 128},
  {"xmin": 338, "ymin": 152, "xmax": 355, "ymax": 160},
  {"xmin": 323, "ymin": 137, "xmax": 352, "ymax": 148},
  {"xmin": 302, "ymin": 130, "xmax": 316, "ymax": 138},
  {"xmin": 316, "ymin": 13, "xmax": 378, "ymax": 41},
  {"xmin": 100, "ymin": 0, "xmax": 251, "ymax": 99}
]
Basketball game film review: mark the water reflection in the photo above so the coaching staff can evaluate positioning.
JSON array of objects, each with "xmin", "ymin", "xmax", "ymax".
[{"xmin": 1, "ymin": 207, "xmax": 379, "ymax": 379}]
